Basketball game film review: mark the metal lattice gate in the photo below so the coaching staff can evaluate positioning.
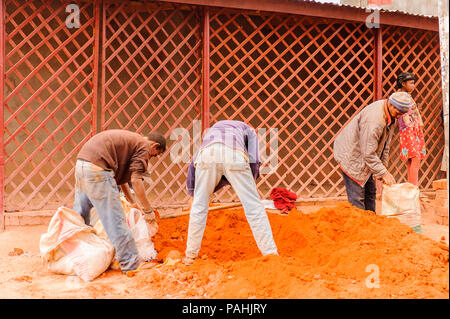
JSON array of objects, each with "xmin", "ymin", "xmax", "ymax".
[
  {"xmin": 382, "ymin": 25, "xmax": 444, "ymax": 190},
  {"xmin": 0, "ymin": 0, "xmax": 445, "ymax": 215},
  {"xmin": 208, "ymin": 9, "xmax": 375, "ymax": 201},
  {"xmin": 3, "ymin": 0, "xmax": 97, "ymax": 211},
  {"xmin": 101, "ymin": 1, "xmax": 202, "ymax": 205}
]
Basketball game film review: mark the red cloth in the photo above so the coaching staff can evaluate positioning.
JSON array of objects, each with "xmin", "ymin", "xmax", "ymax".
[{"xmin": 270, "ymin": 188, "xmax": 298, "ymax": 213}]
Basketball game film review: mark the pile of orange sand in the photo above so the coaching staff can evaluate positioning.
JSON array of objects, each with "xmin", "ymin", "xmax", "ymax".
[{"xmin": 132, "ymin": 202, "xmax": 449, "ymax": 298}]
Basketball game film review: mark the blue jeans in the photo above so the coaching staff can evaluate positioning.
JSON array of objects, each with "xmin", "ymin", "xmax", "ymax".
[
  {"xmin": 185, "ymin": 143, "xmax": 278, "ymax": 258},
  {"xmin": 73, "ymin": 160, "xmax": 140, "ymax": 273},
  {"xmin": 342, "ymin": 172, "xmax": 377, "ymax": 213}
]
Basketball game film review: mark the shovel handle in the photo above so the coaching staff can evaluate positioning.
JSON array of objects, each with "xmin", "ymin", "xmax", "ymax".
[
  {"xmin": 208, "ymin": 203, "xmax": 242, "ymax": 211},
  {"xmin": 181, "ymin": 202, "xmax": 243, "ymax": 213}
]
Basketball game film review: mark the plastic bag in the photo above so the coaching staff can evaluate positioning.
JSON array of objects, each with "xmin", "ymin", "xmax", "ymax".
[
  {"xmin": 93, "ymin": 197, "xmax": 158, "ymax": 263},
  {"xmin": 381, "ymin": 182, "xmax": 421, "ymax": 233},
  {"xmin": 40, "ymin": 207, "xmax": 115, "ymax": 282},
  {"xmin": 125, "ymin": 207, "xmax": 158, "ymax": 261}
]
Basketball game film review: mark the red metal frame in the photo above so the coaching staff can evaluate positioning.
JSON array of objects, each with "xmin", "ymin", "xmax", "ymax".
[
  {"xmin": 0, "ymin": 0, "xmax": 444, "ymax": 217},
  {"xmin": 157, "ymin": 0, "xmax": 439, "ymax": 31},
  {"xmin": 201, "ymin": 6, "xmax": 210, "ymax": 133},
  {"xmin": 374, "ymin": 26, "xmax": 383, "ymax": 101},
  {"xmin": 92, "ymin": 0, "xmax": 101, "ymax": 134},
  {"xmin": 0, "ymin": 0, "xmax": 5, "ymax": 230}
]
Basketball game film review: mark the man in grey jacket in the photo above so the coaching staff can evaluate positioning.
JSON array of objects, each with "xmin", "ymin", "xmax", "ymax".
[{"xmin": 333, "ymin": 92, "xmax": 415, "ymax": 212}]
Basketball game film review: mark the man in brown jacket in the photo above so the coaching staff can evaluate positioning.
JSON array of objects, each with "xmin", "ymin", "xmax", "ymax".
[
  {"xmin": 333, "ymin": 92, "xmax": 415, "ymax": 212},
  {"xmin": 74, "ymin": 129, "xmax": 166, "ymax": 274}
]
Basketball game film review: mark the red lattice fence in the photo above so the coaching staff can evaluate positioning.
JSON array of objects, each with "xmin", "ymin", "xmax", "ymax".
[
  {"xmin": 0, "ymin": 1, "xmax": 444, "ymax": 216},
  {"xmin": 3, "ymin": 0, "xmax": 97, "ymax": 211},
  {"xmin": 208, "ymin": 8, "xmax": 376, "ymax": 202},
  {"xmin": 101, "ymin": 1, "xmax": 202, "ymax": 205},
  {"xmin": 382, "ymin": 25, "xmax": 444, "ymax": 190}
]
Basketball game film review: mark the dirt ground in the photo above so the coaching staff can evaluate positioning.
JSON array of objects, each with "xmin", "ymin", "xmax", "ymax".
[{"xmin": 0, "ymin": 202, "xmax": 448, "ymax": 299}]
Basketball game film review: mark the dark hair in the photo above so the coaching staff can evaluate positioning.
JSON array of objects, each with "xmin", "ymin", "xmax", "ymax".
[
  {"xmin": 147, "ymin": 132, "xmax": 166, "ymax": 152},
  {"xmin": 396, "ymin": 72, "xmax": 415, "ymax": 89}
]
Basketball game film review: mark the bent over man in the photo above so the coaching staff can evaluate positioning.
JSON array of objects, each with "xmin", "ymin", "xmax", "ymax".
[
  {"xmin": 333, "ymin": 92, "xmax": 415, "ymax": 212},
  {"xmin": 183, "ymin": 120, "xmax": 278, "ymax": 265},
  {"xmin": 73, "ymin": 129, "xmax": 166, "ymax": 274}
]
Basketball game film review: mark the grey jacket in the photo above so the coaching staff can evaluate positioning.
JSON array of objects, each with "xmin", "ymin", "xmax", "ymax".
[{"xmin": 333, "ymin": 99, "xmax": 395, "ymax": 186}]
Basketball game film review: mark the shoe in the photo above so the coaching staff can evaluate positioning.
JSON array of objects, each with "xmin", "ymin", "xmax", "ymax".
[
  {"xmin": 125, "ymin": 261, "xmax": 157, "ymax": 277},
  {"xmin": 137, "ymin": 261, "xmax": 158, "ymax": 270},
  {"xmin": 182, "ymin": 256, "xmax": 196, "ymax": 266}
]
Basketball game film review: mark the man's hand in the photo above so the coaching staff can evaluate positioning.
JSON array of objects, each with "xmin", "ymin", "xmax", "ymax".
[
  {"xmin": 144, "ymin": 209, "xmax": 160, "ymax": 223},
  {"xmin": 382, "ymin": 172, "xmax": 396, "ymax": 186},
  {"xmin": 146, "ymin": 212, "xmax": 156, "ymax": 222}
]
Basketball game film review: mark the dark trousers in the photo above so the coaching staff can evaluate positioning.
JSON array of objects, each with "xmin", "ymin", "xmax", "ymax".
[{"xmin": 342, "ymin": 172, "xmax": 377, "ymax": 213}]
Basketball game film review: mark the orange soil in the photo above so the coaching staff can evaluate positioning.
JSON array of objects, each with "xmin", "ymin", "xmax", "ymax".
[{"xmin": 142, "ymin": 202, "xmax": 449, "ymax": 298}]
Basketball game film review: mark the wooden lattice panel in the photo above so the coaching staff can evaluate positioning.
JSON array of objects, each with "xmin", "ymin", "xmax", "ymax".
[
  {"xmin": 3, "ymin": 0, "xmax": 96, "ymax": 211},
  {"xmin": 208, "ymin": 9, "xmax": 375, "ymax": 201},
  {"xmin": 101, "ymin": 1, "xmax": 201, "ymax": 204},
  {"xmin": 382, "ymin": 26, "xmax": 444, "ymax": 190}
]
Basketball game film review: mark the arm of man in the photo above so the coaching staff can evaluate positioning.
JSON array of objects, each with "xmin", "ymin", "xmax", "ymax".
[
  {"xmin": 380, "ymin": 127, "xmax": 396, "ymax": 185},
  {"xmin": 130, "ymin": 174, "xmax": 152, "ymax": 212},
  {"xmin": 359, "ymin": 121, "xmax": 388, "ymax": 179},
  {"xmin": 120, "ymin": 183, "xmax": 136, "ymax": 205},
  {"xmin": 128, "ymin": 144, "xmax": 154, "ymax": 213},
  {"xmin": 381, "ymin": 127, "xmax": 394, "ymax": 168}
]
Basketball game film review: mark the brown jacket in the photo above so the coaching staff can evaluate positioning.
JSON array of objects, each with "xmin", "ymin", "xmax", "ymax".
[{"xmin": 78, "ymin": 130, "xmax": 150, "ymax": 185}]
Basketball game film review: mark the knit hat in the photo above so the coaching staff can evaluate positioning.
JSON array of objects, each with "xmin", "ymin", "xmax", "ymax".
[{"xmin": 388, "ymin": 92, "xmax": 414, "ymax": 114}]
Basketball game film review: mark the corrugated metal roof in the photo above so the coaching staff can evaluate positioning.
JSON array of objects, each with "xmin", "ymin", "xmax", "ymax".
[{"xmin": 308, "ymin": 0, "xmax": 437, "ymax": 18}]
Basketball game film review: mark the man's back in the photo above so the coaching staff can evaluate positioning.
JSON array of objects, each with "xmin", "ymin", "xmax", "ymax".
[
  {"xmin": 201, "ymin": 120, "xmax": 259, "ymax": 163},
  {"xmin": 78, "ymin": 129, "xmax": 149, "ymax": 185},
  {"xmin": 333, "ymin": 100, "xmax": 391, "ymax": 184}
]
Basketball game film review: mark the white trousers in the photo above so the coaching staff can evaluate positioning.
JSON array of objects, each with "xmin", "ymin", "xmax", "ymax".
[{"xmin": 185, "ymin": 143, "xmax": 278, "ymax": 258}]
